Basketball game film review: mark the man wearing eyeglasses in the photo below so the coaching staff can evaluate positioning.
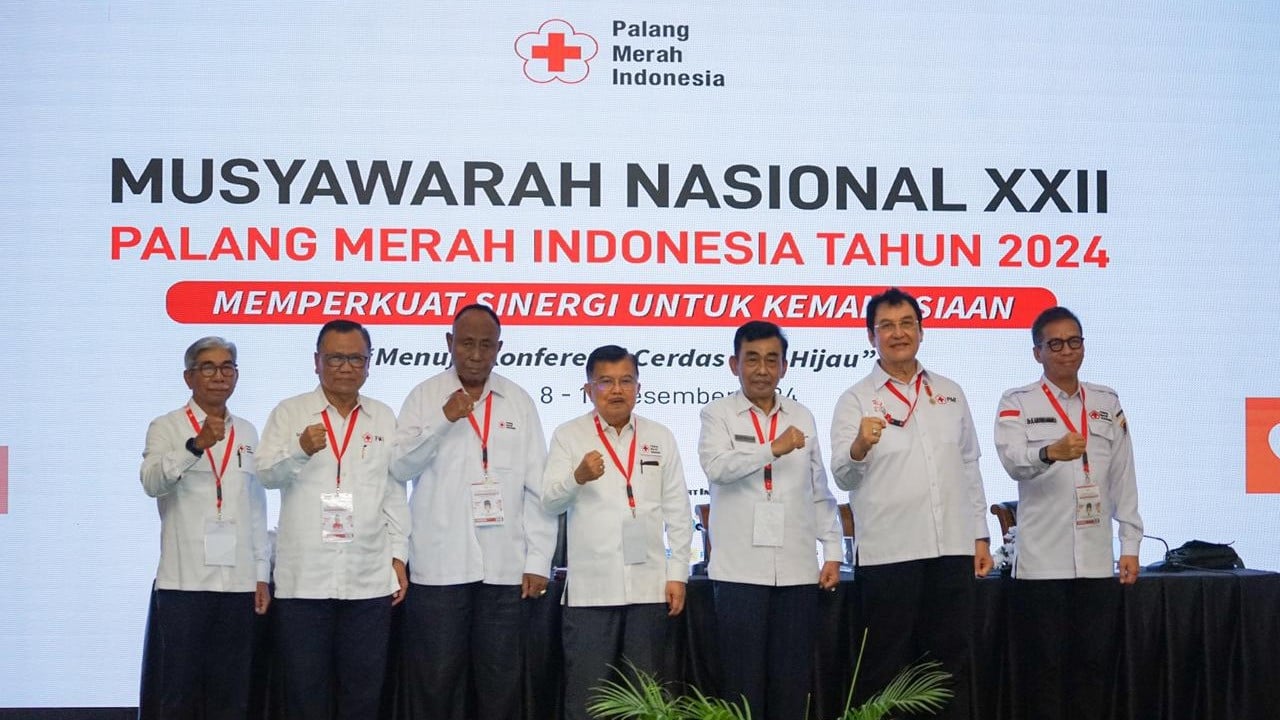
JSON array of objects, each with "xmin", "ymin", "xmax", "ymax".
[
  {"xmin": 993, "ymin": 306, "xmax": 1142, "ymax": 720},
  {"xmin": 390, "ymin": 304, "xmax": 558, "ymax": 720},
  {"xmin": 542, "ymin": 344, "xmax": 692, "ymax": 720},
  {"xmin": 256, "ymin": 319, "xmax": 410, "ymax": 720},
  {"xmin": 140, "ymin": 336, "xmax": 269, "ymax": 719},
  {"xmin": 830, "ymin": 287, "xmax": 990, "ymax": 720}
]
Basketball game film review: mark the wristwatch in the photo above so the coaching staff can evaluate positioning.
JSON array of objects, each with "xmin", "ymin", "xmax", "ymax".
[
  {"xmin": 186, "ymin": 437, "xmax": 204, "ymax": 457},
  {"xmin": 1034, "ymin": 443, "xmax": 1054, "ymax": 466}
]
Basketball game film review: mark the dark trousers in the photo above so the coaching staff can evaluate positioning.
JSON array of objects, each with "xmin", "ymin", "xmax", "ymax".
[
  {"xmin": 153, "ymin": 589, "xmax": 255, "ymax": 720},
  {"xmin": 1011, "ymin": 577, "xmax": 1121, "ymax": 720},
  {"xmin": 561, "ymin": 603, "xmax": 670, "ymax": 720},
  {"xmin": 273, "ymin": 596, "xmax": 392, "ymax": 720},
  {"xmin": 713, "ymin": 581, "xmax": 818, "ymax": 720},
  {"xmin": 857, "ymin": 555, "xmax": 975, "ymax": 720},
  {"xmin": 401, "ymin": 582, "xmax": 524, "ymax": 720}
]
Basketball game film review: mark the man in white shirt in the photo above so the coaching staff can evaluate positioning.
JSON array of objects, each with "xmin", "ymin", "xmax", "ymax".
[
  {"xmin": 390, "ymin": 304, "xmax": 557, "ymax": 720},
  {"xmin": 993, "ymin": 306, "xmax": 1142, "ymax": 720},
  {"xmin": 829, "ymin": 288, "xmax": 991, "ymax": 720},
  {"xmin": 543, "ymin": 345, "xmax": 692, "ymax": 720},
  {"xmin": 698, "ymin": 320, "xmax": 842, "ymax": 720},
  {"xmin": 140, "ymin": 336, "xmax": 269, "ymax": 720},
  {"xmin": 257, "ymin": 319, "xmax": 409, "ymax": 720}
]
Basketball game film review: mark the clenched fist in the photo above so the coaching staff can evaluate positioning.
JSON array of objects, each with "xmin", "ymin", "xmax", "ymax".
[
  {"xmin": 299, "ymin": 423, "xmax": 328, "ymax": 456},
  {"xmin": 575, "ymin": 450, "xmax": 606, "ymax": 485},
  {"xmin": 194, "ymin": 413, "xmax": 227, "ymax": 451}
]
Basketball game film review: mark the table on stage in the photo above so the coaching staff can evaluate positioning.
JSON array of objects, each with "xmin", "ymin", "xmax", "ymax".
[{"xmin": 138, "ymin": 568, "xmax": 1280, "ymax": 719}]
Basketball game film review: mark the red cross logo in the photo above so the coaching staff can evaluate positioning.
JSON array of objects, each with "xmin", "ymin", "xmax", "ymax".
[{"xmin": 515, "ymin": 19, "xmax": 598, "ymax": 84}]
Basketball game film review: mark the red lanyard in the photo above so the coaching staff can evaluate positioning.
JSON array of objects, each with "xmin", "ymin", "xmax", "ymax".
[
  {"xmin": 465, "ymin": 393, "xmax": 494, "ymax": 479},
  {"xmin": 749, "ymin": 408, "xmax": 779, "ymax": 499},
  {"xmin": 594, "ymin": 415, "xmax": 638, "ymax": 517},
  {"xmin": 185, "ymin": 408, "xmax": 235, "ymax": 519},
  {"xmin": 320, "ymin": 407, "xmax": 360, "ymax": 489},
  {"xmin": 1041, "ymin": 383, "xmax": 1090, "ymax": 477},
  {"xmin": 883, "ymin": 373, "xmax": 928, "ymax": 427}
]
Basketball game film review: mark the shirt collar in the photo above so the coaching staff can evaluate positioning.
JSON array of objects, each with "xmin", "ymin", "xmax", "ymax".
[
  {"xmin": 448, "ymin": 367, "xmax": 504, "ymax": 401},
  {"xmin": 307, "ymin": 385, "xmax": 365, "ymax": 416},
  {"xmin": 870, "ymin": 360, "xmax": 927, "ymax": 388},
  {"xmin": 592, "ymin": 411, "xmax": 636, "ymax": 436},
  {"xmin": 731, "ymin": 390, "xmax": 786, "ymax": 418},
  {"xmin": 1040, "ymin": 375, "xmax": 1081, "ymax": 400}
]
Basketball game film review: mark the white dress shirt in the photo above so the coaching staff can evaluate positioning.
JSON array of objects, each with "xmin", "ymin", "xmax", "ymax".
[
  {"xmin": 830, "ymin": 362, "xmax": 989, "ymax": 567},
  {"xmin": 698, "ymin": 391, "xmax": 842, "ymax": 585},
  {"xmin": 141, "ymin": 401, "xmax": 268, "ymax": 591},
  {"xmin": 257, "ymin": 386, "xmax": 409, "ymax": 600},
  {"xmin": 390, "ymin": 369, "xmax": 557, "ymax": 586},
  {"xmin": 543, "ymin": 411, "xmax": 692, "ymax": 607},
  {"xmin": 994, "ymin": 377, "xmax": 1143, "ymax": 579}
]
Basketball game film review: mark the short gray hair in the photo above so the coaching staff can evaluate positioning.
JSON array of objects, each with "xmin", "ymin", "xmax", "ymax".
[{"xmin": 184, "ymin": 336, "xmax": 238, "ymax": 370}]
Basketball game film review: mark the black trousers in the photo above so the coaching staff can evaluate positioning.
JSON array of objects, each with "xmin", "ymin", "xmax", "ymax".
[
  {"xmin": 153, "ymin": 589, "xmax": 256, "ymax": 720},
  {"xmin": 273, "ymin": 596, "xmax": 393, "ymax": 720},
  {"xmin": 856, "ymin": 555, "xmax": 975, "ymax": 720},
  {"xmin": 713, "ymin": 581, "xmax": 819, "ymax": 720},
  {"xmin": 561, "ymin": 603, "xmax": 670, "ymax": 720},
  {"xmin": 400, "ymin": 582, "xmax": 524, "ymax": 720},
  {"xmin": 1010, "ymin": 577, "xmax": 1121, "ymax": 720}
]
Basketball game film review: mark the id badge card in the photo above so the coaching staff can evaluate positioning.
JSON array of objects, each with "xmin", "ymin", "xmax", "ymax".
[
  {"xmin": 321, "ymin": 491, "xmax": 355, "ymax": 543},
  {"xmin": 622, "ymin": 515, "xmax": 649, "ymax": 565},
  {"xmin": 1074, "ymin": 484, "xmax": 1102, "ymax": 528},
  {"xmin": 752, "ymin": 501, "xmax": 785, "ymax": 547},
  {"xmin": 470, "ymin": 483, "xmax": 505, "ymax": 526},
  {"xmin": 204, "ymin": 518, "xmax": 237, "ymax": 566}
]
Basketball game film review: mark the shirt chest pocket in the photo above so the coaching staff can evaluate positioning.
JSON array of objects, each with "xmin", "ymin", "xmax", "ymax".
[
  {"xmin": 1024, "ymin": 422, "xmax": 1065, "ymax": 447},
  {"xmin": 1085, "ymin": 419, "xmax": 1118, "ymax": 471}
]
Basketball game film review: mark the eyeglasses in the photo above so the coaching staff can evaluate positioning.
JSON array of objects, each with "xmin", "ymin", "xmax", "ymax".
[
  {"xmin": 874, "ymin": 318, "xmax": 919, "ymax": 334},
  {"xmin": 322, "ymin": 353, "xmax": 370, "ymax": 368},
  {"xmin": 1039, "ymin": 336, "xmax": 1084, "ymax": 352},
  {"xmin": 190, "ymin": 363, "xmax": 238, "ymax": 378},
  {"xmin": 590, "ymin": 377, "xmax": 638, "ymax": 392}
]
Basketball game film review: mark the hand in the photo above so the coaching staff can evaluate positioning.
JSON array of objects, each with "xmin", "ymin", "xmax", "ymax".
[
  {"xmin": 254, "ymin": 581, "xmax": 271, "ymax": 615},
  {"xmin": 666, "ymin": 581, "xmax": 686, "ymax": 617},
  {"xmin": 850, "ymin": 416, "xmax": 886, "ymax": 460},
  {"xmin": 194, "ymin": 413, "xmax": 227, "ymax": 451},
  {"xmin": 1118, "ymin": 554, "xmax": 1139, "ymax": 585},
  {"xmin": 819, "ymin": 560, "xmax": 841, "ymax": 591},
  {"xmin": 522, "ymin": 573, "xmax": 549, "ymax": 599},
  {"xmin": 299, "ymin": 423, "xmax": 328, "ymax": 456},
  {"xmin": 974, "ymin": 539, "xmax": 993, "ymax": 577},
  {"xmin": 1048, "ymin": 432, "xmax": 1087, "ymax": 462},
  {"xmin": 391, "ymin": 559, "xmax": 409, "ymax": 605},
  {"xmin": 574, "ymin": 450, "xmax": 606, "ymax": 485},
  {"xmin": 770, "ymin": 425, "xmax": 806, "ymax": 458},
  {"xmin": 442, "ymin": 389, "xmax": 476, "ymax": 423}
]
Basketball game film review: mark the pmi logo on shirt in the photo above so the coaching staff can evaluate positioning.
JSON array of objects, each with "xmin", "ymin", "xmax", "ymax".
[
  {"xmin": 1245, "ymin": 398, "xmax": 1280, "ymax": 493},
  {"xmin": 514, "ymin": 19, "xmax": 599, "ymax": 84}
]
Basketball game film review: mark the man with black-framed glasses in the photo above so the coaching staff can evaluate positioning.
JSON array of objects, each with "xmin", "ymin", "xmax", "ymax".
[
  {"xmin": 994, "ymin": 305, "xmax": 1142, "ymax": 720},
  {"xmin": 140, "ymin": 336, "xmax": 269, "ymax": 719},
  {"xmin": 257, "ymin": 318, "xmax": 410, "ymax": 720}
]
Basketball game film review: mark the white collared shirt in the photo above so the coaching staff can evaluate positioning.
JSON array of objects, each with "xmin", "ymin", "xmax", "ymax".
[
  {"xmin": 141, "ymin": 400, "xmax": 268, "ymax": 592},
  {"xmin": 830, "ymin": 362, "xmax": 989, "ymax": 567},
  {"xmin": 390, "ymin": 369, "xmax": 557, "ymax": 586},
  {"xmin": 543, "ymin": 411, "xmax": 692, "ymax": 607},
  {"xmin": 698, "ymin": 392, "xmax": 842, "ymax": 585},
  {"xmin": 994, "ymin": 377, "xmax": 1143, "ymax": 579},
  {"xmin": 257, "ymin": 386, "xmax": 408, "ymax": 600}
]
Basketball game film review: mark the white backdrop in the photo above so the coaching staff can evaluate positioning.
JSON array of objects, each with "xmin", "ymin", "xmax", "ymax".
[{"xmin": 2, "ymin": 1, "xmax": 1278, "ymax": 707}]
